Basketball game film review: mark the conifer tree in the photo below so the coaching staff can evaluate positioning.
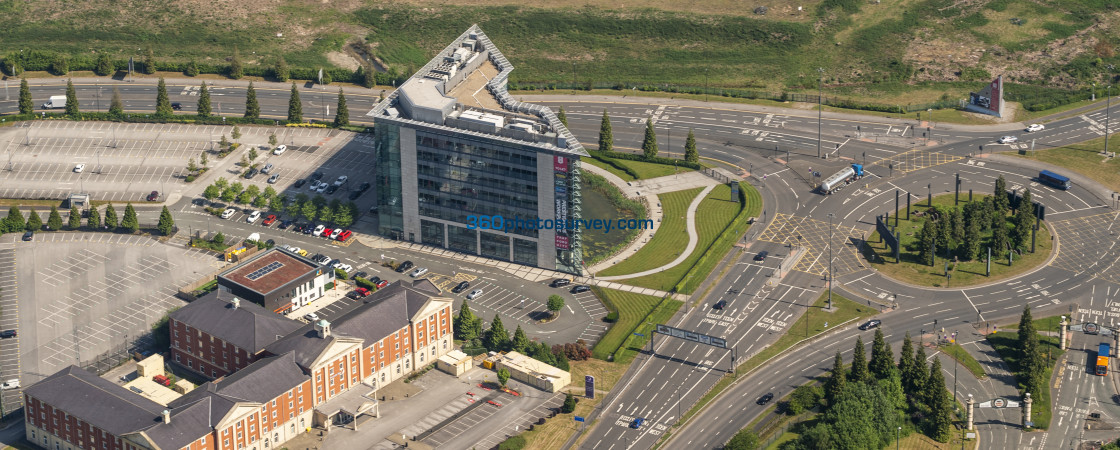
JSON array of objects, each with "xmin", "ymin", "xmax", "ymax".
[
  {"xmin": 850, "ymin": 336, "xmax": 869, "ymax": 383},
  {"xmin": 287, "ymin": 83, "xmax": 303, "ymax": 122},
  {"xmin": 598, "ymin": 110, "xmax": 613, "ymax": 153},
  {"xmin": 824, "ymin": 351, "xmax": 846, "ymax": 406},
  {"xmin": 333, "ymin": 87, "xmax": 349, "ymax": 126},
  {"xmin": 684, "ymin": 129, "xmax": 699, "ymax": 163},
  {"xmin": 244, "ymin": 82, "xmax": 259, "ymax": 119},
  {"xmin": 18, "ymin": 78, "xmax": 32, "ymax": 115},
  {"xmin": 197, "ymin": 82, "xmax": 211, "ymax": 118},
  {"xmin": 641, "ymin": 118, "xmax": 658, "ymax": 159}
]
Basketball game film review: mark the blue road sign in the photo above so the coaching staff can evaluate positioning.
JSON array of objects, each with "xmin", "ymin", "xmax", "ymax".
[
  {"xmin": 575, "ymin": 416, "xmax": 586, "ymax": 422},
  {"xmin": 633, "ymin": 332, "xmax": 645, "ymax": 337}
]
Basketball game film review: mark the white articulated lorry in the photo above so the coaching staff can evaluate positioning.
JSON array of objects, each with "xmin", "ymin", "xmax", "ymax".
[{"xmin": 41, "ymin": 95, "xmax": 66, "ymax": 109}]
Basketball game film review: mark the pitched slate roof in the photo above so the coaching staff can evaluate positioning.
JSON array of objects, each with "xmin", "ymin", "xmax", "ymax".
[
  {"xmin": 170, "ymin": 291, "xmax": 302, "ymax": 354},
  {"xmin": 24, "ymin": 366, "xmax": 165, "ymax": 436}
]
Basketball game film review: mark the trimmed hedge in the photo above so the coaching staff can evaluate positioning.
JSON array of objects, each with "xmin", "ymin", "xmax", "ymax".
[{"xmin": 594, "ymin": 149, "xmax": 703, "ymax": 170}]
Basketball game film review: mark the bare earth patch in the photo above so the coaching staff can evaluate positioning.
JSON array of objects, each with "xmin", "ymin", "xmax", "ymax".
[{"xmin": 326, "ymin": 51, "xmax": 361, "ymax": 71}]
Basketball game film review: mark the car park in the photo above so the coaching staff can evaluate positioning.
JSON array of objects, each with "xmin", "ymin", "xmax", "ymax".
[
  {"xmin": 858, "ymin": 319, "xmax": 882, "ymax": 330},
  {"xmin": 550, "ymin": 279, "xmax": 571, "ymax": 288},
  {"xmin": 294, "ymin": 179, "xmax": 306, "ymax": 188},
  {"xmin": 329, "ymin": 228, "xmax": 342, "ymax": 240},
  {"xmin": 0, "ymin": 330, "xmax": 15, "ymax": 339},
  {"xmin": 337, "ymin": 230, "xmax": 353, "ymax": 241},
  {"xmin": 303, "ymin": 313, "xmax": 319, "ymax": 322},
  {"xmin": 757, "ymin": 393, "xmax": 774, "ymax": 405},
  {"xmin": 312, "ymin": 225, "xmax": 326, "ymax": 236},
  {"xmin": 630, "ymin": 417, "xmax": 645, "ymax": 429},
  {"xmin": 1, "ymin": 379, "xmax": 20, "ymax": 390},
  {"xmin": 998, "ymin": 135, "xmax": 1019, "ymax": 144},
  {"xmin": 262, "ymin": 214, "xmax": 277, "ymax": 226},
  {"xmin": 334, "ymin": 175, "xmax": 348, "ymax": 186},
  {"xmin": 221, "ymin": 208, "xmax": 236, "ymax": 219},
  {"xmin": 570, "ymin": 285, "xmax": 591, "ymax": 294},
  {"xmin": 713, "ymin": 300, "xmax": 727, "ymax": 310},
  {"xmin": 246, "ymin": 211, "xmax": 261, "ymax": 223},
  {"xmin": 409, "ymin": 267, "xmax": 429, "ymax": 277},
  {"xmin": 22, "ymin": 231, "xmax": 33, "ymax": 241},
  {"xmin": 1026, "ymin": 123, "xmax": 1045, "ymax": 132},
  {"xmin": 261, "ymin": 163, "xmax": 274, "ymax": 174},
  {"xmin": 452, "ymin": 281, "xmax": 471, "ymax": 293},
  {"xmin": 754, "ymin": 251, "xmax": 769, "ymax": 262},
  {"xmin": 273, "ymin": 144, "xmax": 287, "ymax": 155},
  {"xmin": 268, "ymin": 173, "xmax": 279, "ymax": 184},
  {"xmin": 467, "ymin": 289, "xmax": 483, "ymax": 300},
  {"xmin": 74, "ymin": 164, "xmax": 85, "ymax": 173},
  {"xmin": 147, "ymin": 190, "xmax": 159, "ymax": 201},
  {"xmin": 397, "ymin": 261, "xmax": 414, "ymax": 273}
]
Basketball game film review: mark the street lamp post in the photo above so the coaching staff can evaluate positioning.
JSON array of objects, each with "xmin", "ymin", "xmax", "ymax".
[
  {"xmin": 828, "ymin": 212, "xmax": 834, "ymax": 310},
  {"xmin": 817, "ymin": 68, "xmax": 825, "ymax": 159},
  {"xmin": 1107, "ymin": 85, "xmax": 1112, "ymax": 156}
]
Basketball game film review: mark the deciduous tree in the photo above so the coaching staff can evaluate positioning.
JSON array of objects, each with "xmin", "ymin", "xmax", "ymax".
[
  {"xmin": 557, "ymin": 106, "xmax": 568, "ymax": 127},
  {"xmin": 273, "ymin": 57, "xmax": 289, "ymax": 82},
  {"xmin": 229, "ymin": 50, "xmax": 243, "ymax": 79},
  {"xmin": 95, "ymin": 53, "xmax": 113, "ymax": 76},
  {"xmin": 109, "ymin": 85, "xmax": 123, "ymax": 116},
  {"xmin": 547, "ymin": 295, "xmax": 565, "ymax": 317}
]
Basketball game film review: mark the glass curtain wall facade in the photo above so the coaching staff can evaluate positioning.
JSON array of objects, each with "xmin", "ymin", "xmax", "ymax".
[{"xmin": 375, "ymin": 124, "xmax": 404, "ymax": 239}]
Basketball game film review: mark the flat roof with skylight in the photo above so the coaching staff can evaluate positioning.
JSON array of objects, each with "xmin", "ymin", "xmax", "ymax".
[{"xmin": 218, "ymin": 249, "xmax": 320, "ymax": 295}]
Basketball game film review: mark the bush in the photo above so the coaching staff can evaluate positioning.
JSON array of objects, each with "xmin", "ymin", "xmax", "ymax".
[
  {"xmin": 497, "ymin": 435, "xmax": 527, "ymax": 450},
  {"xmin": 334, "ymin": 268, "xmax": 349, "ymax": 280},
  {"xmin": 553, "ymin": 341, "xmax": 593, "ymax": 361},
  {"xmin": 354, "ymin": 276, "xmax": 375, "ymax": 290},
  {"xmin": 605, "ymin": 311, "xmax": 619, "ymax": 323}
]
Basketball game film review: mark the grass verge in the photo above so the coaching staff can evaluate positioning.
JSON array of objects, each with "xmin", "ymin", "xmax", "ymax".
[
  {"xmin": 999, "ymin": 314, "xmax": 1064, "ymax": 333},
  {"xmin": 596, "ymin": 188, "xmax": 702, "ymax": 278},
  {"xmin": 662, "ymin": 290, "xmax": 876, "ymax": 445},
  {"xmin": 589, "ymin": 287, "xmax": 664, "ymax": 360},
  {"xmin": 1008, "ymin": 135, "xmax": 1120, "ymax": 192},
  {"xmin": 863, "ymin": 194, "xmax": 1052, "ymax": 288},
  {"xmin": 940, "ymin": 343, "xmax": 987, "ymax": 380},
  {"xmin": 581, "ymin": 157, "xmax": 636, "ymax": 182},
  {"xmin": 987, "ymin": 331, "xmax": 1063, "ymax": 429}
]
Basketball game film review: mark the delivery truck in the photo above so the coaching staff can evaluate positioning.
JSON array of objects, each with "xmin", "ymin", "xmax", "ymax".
[{"xmin": 41, "ymin": 95, "xmax": 66, "ymax": 109}]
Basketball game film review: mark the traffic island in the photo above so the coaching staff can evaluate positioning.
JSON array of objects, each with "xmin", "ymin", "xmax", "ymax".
[{"xmin": 862, "ymin": 192, "xmax": 1053, "ymax": 288}]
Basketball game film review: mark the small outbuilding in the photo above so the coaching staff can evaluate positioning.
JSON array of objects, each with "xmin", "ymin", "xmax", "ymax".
[{"xmin": 437, "ymin": 350, "xmax": 473, "ymax": 376}]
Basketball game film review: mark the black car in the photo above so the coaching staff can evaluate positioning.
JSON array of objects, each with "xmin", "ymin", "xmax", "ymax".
[
  {"xmin": 325, "ymin": 185, "xmax": 339, "ymax": 195},
  {"xmin": 713, "ymin": 300, "xmax": 727, "ymax": 310},
  {"xmin": 265, "ymin": 239, "xmax": 275, "ymax": 247},
  {"xmin": 550, "ymin": 279, "xmax": 571, "ymax": 288},
  {"xmin": 570, "ymin": 285, "xmax": 591, "ymax": 294},
  {"xmin": 353, "ymin": 271, "xmax": 369, "ymax": 280},
  {"xmin": 757, "ymin": 393, "xmax": 774, "ymax": 405},
  {"xmin": 22, "ymin": 231, "xmax": 33, "ymax": 241},
  {"xmin": 171, "ymin": 102, "xmax": 182, "ymax": 110},
  {"xmin": 348, "ymin": 191, "xmax": 363, "ymax": 200},
  {"xmin": 245, "ymin": 168, "xmax": 259, "ymax": 179},
  {"xmin": 294, "ymin": 179, "xmax": 307, "ymax": 188},
  {"xmin": 278, "ymin": 220, "xmax": 293, "ymax": 230},
  {"xmin": 397, "ymin": 261, "xmax": 414, "ymax": 273},
  {"xmin": 358, "ymin": 182, "xmax": 371, "ymax": 192},
  {"xmin": 309, "ymin": 254, "xmax": 323, "ymax": 263},
  {"xmin": 370, "ymin": 276, "xmax": 382, "ymax": 285},
  {"xmin": 754, "ymin": 251, "xmax": 769, "ymax": 262},
  {"xmin": 302, "ymin": 224, "xmax": 314, "ymax": 234},
  {"xmin": 311, "ymin": 171, "xmax": 324, "ymax": 180},
  {"xmin": 0, "ymin": 330, "xmax": 16, "ymax": 339},
  {"xmin": 858, "ymin": 319, "xmax": 882, "ymax": 331},
  {"xmin": 452, "ymin": 281, "xmax": 471, "ymax": 293}
]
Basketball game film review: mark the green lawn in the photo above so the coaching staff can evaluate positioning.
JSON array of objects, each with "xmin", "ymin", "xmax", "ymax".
[
  {"xmin": 863, "ymin": 194, "xmax": 1052, "ymax": 288},
  {"xmin": 999, "ymin": 314, "xmax": 1064, "ymax": 333},
  {"xmin": 987, "ymin": 331, "xmax": 1063, "ymax": 429},
  {"xmin": 941, "ymin": 343, "xmax": 987, "ymax": 380},
  {"xmin": 607, "ymin": 185, "xmax": 742, "ymax": 291},
  {"xmin": 589, "ymin": 287, "xmax": 665, "ymax": 360},
  {"xmin": 614, "ymin": 298, "xmax": 685, "ymax": 365},
  {"xmin": 613, "ymin": 158, "xmax": 694, "ymax": 179},
  {"xmin": 596, "ymin": 188, "xmax": 702, "ymax": 278},
  {"xmin": 1009, "ymin": 135, "xmax": 1120, "ymax": 192}
]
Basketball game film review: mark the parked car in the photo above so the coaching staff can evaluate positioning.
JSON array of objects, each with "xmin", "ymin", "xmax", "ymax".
[
  {"xmin": 316, "ymin": 183, "xmax": 328, "ymax": 193},
  {"xmin": 0, "ymin": 330, "xmax": 16, "ymax": 339},
  {"xmin": 1, "ymin": 379, "xmax": 20, "ymax": 390},
  {"xmin": 754, "ymin": 251, "xmax": 769, "ymax": 262},
  {"xmin": 349, "ymin": 288, "xmax": 371, "ymax": 299},
  {"xmin": 221, "ymin": 208, "xmax": 236, "ymax": 219},
  {"xmin": 997, "ymin": 135, "xmax": 1019, "ymax": 144},
  {"xmin": 273, "ymin": 144, "xmax": 287, "ymax": 155},
  {"xmin": 409, "ymin": 267, "xmax": 429, "ymax": 277},
  {"xmin": 325, "ymin": 185, "xmax": 339, "ymax": 195},
  {"xmin": 311, "ymin": 171, "xmax": 324, "ymax": 180},
  {"xmin": 303, "ymin": 313, "xmax": 319, "ymax": 322},
  {"xmin": 353, "ymin": 271, "xmax": 369, "ymax": 280},
  {"xmin": 713, "ymin": 300, "xmax": 727, "ymax": 310},
  {"xmin": 312, "ymin": 225, "xmax": 326, "ymax": 236},
  {"xmin": 322, "ymin": 227, "xmax": 335, "ymax": 238},
  {"xmin": 757, "ymin": 393, "xmax": 774, "ymax": 405},
  {"xmin": 268, "ymin": 173, "xmax": 279, "ymax": 184},
  {"xmin": 467, "ymin": 289, "xmax": 483, "ymax": 300},
  {"xmin": 397, "ymin": 261, "xmax": 414, "ymax": 273},
  {"xmin": 348, "ymin": 191, "xmax": 363, "ymax": 200},
  {"xmin": 550, "ymin": 279, "xmax": 571, "ymax": 288},
  {"xmin": 246, "ymin": 211, "xmax": 261, "ymax": 223},
  {"xmin": 278, "ymin": 220, "xmax": 293, "ymax": 229},
  {"xmin": 22, "ymin": 231, "xmax": 33, "ymax": 242},
  {"xmin": 293, "ymin": 179, "xmax": 306, "ymax": 188},
  {"xmin": 570, "ymin": 285, "xmax": 591, "ymax": 294},
  {"xmin": 329, "ymin": 228, "xmax": 343, "ymax": 240},
  {"xmin": 245, "ymin": 168, "xmax": 259, "ymax": 179},
  {"xmin": 1026, "ymin": 123, "xmax": 1045, "ymax": 132},
  {"xmin": 262, "ymin": 214, "xmax": 277, "ymax": 226},
  {"xmin": 297, "ymin": 249, "xmax": 309, "ymax": 257},
  {"xmin": 302, "ymin": 224, "xmax": 314, "ymax": 235},
  {"xmin": 261, "ymin": 163, "xmax": 274, "ymax": 174},
  {"xmin": 147, "ymin": 190, "xmax": 159, "ymax": 201},
  {"xmin": 375, "ymin": 279, "xmax": 389, "ymax": 289},
  {"xmin": 337, "ymin": 263, "xmax": 353, "ymax": 273},
  {"xmin": 452, "ymin": 281, "xmax": 471, "ymax": 293},
  {"xmin": 858, "ymin": 319, "xmax": 882, "ymax": 330},
  {"xmin": 630, "ymin": 417, "xmax": 645, "ymax": 429},
  {"xmin": 308, "ymin": 180, "xmax": 321, "ymax": 191},
  {"xmin": 74, "ymin": 164, "xmax": 85, "ymax": 173},
  {"xmin": 334, "ymin": 175, "xmax": 349, "ymax": 186},
  {"xmin": 329, "ymin": 259, "xmax": 342, "ymax": 268},
  {"xmin": 337, "ymin": 230, "xmax": 353, "ymax": 241},
  {"xmin": 358, "ymin": 182, "xmax": 371, "ymax": 192}
]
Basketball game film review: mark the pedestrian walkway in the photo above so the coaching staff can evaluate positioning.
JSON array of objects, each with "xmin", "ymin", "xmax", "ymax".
[{"xmin": 596, "ymin": 184, "xmax": 716, "ymax": 281}]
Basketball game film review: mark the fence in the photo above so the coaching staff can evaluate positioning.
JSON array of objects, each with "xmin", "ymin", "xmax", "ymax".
[{"xmin": 758, "ymin": 411, "xmax": 814, "ymax": 449}]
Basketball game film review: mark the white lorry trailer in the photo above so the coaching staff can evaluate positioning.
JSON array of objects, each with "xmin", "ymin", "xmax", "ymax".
[{"xmin": 41, "ymin": 95, "xmax": 66, "ymax": 109}]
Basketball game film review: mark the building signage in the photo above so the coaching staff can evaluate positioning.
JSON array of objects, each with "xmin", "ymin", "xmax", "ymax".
[
  {"xmin": 556, "ymin": 186, "xmax": 567, "ymax": 194},
  {"xmin": 585, "ymin": 375, "xmax": 595, "ymax": 399},
  {"xmin": 554, "ymin": 155, "xmax": 569, "ymax": 172},
  {"xmin": 556, "ymin": 235, "xmax": 570, "ymax": 249}
]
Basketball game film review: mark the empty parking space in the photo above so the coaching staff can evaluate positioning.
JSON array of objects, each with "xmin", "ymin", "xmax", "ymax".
[{"xmin": 0, "ymin": 244, "xmax": 20, "ymax": 415}]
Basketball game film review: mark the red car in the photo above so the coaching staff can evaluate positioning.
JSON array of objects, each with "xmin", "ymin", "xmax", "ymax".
[
  {"xmin": 352, "ymin": 287, "xmax": 370, "ymax": 298},
  {"xmin": 146, "ymin": 190, "xmax": 159, "ymax": 201},
  {"xmin": 375, "ymin": 280, "xmax": 389, "ymax": 289},
  {"xmin": 337, "ymin": 230, "xmax": 352, "ymax": 241},
  {"xmin": 322, "ymin": 227, "xmax": 334, "ymax": 238},
  {"xmin": 262, "ymin": 214, "xmax": 278, "ymax": 226}
]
